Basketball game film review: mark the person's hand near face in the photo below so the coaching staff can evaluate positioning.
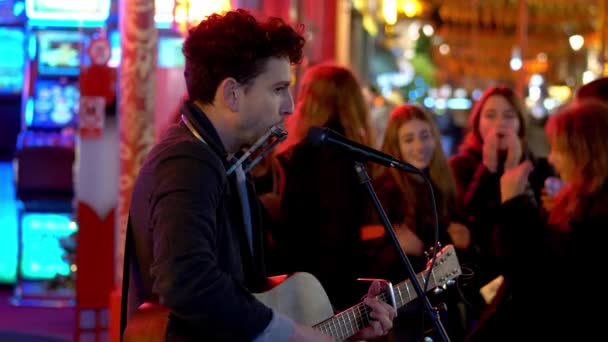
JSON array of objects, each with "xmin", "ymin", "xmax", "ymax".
[
  {"xmin": 504, "ymin": 128, "xmax": 523, "ymax": 170},
  {"xmin": 478, "ymin": 95, "xmax": 522, "ymax": 173}
]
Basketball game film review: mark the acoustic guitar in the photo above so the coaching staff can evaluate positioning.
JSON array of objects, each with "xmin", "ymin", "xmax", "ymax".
[{"xmin": 124, "ymin": 244, "xmax": 462, "ymax": 342}]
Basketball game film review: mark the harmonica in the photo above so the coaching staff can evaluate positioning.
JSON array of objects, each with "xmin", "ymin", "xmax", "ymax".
[{"xmin": 226, "ymin": 125, "xmax": 287, "ymax": 175}]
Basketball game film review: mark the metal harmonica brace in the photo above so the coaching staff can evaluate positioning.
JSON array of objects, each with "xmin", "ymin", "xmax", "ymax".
[{"xmin": 226, "ymin": 125, "xmax": 287, "ymax": 176}]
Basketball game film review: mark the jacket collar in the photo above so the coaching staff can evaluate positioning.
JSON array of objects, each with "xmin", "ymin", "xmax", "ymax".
[{"xmin": 180, "ymin": 100, "xmax": 232, "ymax": 169}]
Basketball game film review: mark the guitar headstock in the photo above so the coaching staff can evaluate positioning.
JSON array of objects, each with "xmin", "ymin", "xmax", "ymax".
[{"xmin": 425, "ymin": 244, "xmax": 462, "ymax": 290}]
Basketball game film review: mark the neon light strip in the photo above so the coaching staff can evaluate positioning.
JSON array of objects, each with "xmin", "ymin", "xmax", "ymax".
[
  {"xmin": 25, "ymin": 0, "xmax": 110, "ymax": 22},
  {"xmin": 27, "ymin": 19, "xmax": 107, "ymax": 28}
]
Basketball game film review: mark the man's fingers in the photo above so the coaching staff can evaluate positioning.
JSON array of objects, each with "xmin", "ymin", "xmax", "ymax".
[
  {"xmin": 367, "ymin": 280, "xmax": 384, "ymax": 297},
  {"xmin": 369, "ymin": 320, "xmax": 384, "ymax": 336},
  {"xmin": 365, "ymin": 298, "xmax": 394, "ymax": 331}
]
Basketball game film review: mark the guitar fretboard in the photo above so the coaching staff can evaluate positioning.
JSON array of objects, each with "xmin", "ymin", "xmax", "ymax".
[{"xmin": 313, "ymin": 270, "xmax": 436, "ymax": 341}]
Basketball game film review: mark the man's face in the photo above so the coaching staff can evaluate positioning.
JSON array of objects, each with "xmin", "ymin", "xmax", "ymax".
[{"xmin": 235, "ymin": 57, "xmax": 294, "ymax": 145}]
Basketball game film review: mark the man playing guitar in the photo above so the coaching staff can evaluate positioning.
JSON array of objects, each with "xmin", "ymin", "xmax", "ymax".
[{"xmin": 123, "ymin": 9, "xmax": 395, "ymax": 341}]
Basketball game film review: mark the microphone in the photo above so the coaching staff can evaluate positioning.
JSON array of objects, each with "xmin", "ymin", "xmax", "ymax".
[{"xmin": 306, "ymin": 126, "xmax": 420, "ymax": 174}]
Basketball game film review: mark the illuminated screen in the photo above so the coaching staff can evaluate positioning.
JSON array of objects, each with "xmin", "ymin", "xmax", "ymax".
[
  {"xmin": 25, "ymin": 0, "xmax": 110, "ymax": 22},
  {"xmin": 31, "ymin": 78, "xmax": 79, "ymax": 129},
  {"xmin": 108, "ymin": 30, "xmax": 120, "ymax": 68},
  {"xmin": 158, "ymin": 36, "xmax": 185, "ymax": 68},
  {"xmin": 0, "ymin": 161, "xmax": 18, "ymax": 283},
  {"xmin": 0, "ymin": 28, "xmax": 25, "ymax": 94},
  {"xmin": 108, "ymin": 32, "xmax": 185, "ymax": 68},
  {"xmin": 21, "ymin": 212, "xmax": 77, "ymax": 280},
  {"xmin": 0, "ymin": 0, "xmax": 26, "ymax": 24},
  {"xmin": 38, "ymin": 31, "xmax": 85, "ymax": 76}
]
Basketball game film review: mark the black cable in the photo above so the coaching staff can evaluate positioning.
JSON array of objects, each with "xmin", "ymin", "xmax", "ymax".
[{"xmin": 418, "ymin": 170, "xmax": 441, "ymax": 341}]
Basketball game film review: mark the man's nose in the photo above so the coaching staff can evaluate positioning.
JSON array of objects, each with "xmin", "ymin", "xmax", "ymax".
[{"xmin": 282, "ymin": 93, "xmax": 294, "ymax": 116}]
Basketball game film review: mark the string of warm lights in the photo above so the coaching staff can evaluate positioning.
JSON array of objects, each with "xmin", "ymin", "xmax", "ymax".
[
  {"xmin": 172, "ymin": 0, "xmax": 232, "ymax": 35},
  {"xmin": 352, "ymin": 0, "xmax": 605, "ymax": 84}
]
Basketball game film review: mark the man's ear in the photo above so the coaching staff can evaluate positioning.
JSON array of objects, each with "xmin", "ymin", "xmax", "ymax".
[{"xmin": 220, "ymin": 78, "xmax": 240, "ymax": 112}]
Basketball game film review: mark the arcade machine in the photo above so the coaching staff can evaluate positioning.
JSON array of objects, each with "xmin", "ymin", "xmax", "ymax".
[
  {"xmin": 0, "ymin": 0, "xmax": 26, "ymax": 285},
  {"xmin": 11, "ymin": 0, "xmax": 110, "ymax": 306}
]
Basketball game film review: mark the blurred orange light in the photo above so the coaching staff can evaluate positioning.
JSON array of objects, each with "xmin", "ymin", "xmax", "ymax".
[
  {"xmin": 523, "ymin": 59, "xmax": 548, "ymax": 74},
  {"xmin": 402, "ymin": 0, "xmax": 422, "ymax": 17},
  {"xmin": 173, "ymin": 0, "xmax": 232, "ymax": 35}
]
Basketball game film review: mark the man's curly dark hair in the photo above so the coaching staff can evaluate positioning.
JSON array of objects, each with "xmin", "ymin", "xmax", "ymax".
[{"xmin": 183, "ymin": 9, "xmax": 306, "ymax": 104}]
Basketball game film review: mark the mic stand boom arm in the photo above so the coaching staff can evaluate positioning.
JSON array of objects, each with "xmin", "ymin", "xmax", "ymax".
[{"xmin": 354, "ymin": 161, "xmax": 450, "ymax": 342}]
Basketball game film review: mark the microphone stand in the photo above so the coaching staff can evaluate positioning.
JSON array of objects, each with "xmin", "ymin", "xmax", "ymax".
[{"xmin": 354, "ymin": 161, "xmax": 450, "ymax": 342}]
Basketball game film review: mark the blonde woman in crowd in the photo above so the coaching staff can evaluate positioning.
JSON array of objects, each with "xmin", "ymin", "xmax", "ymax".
[{"xmin": 364, "ymin": 104, "xmax": 470, "ymax": 341}]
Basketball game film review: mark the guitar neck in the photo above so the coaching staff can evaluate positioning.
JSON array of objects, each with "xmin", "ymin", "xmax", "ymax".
[{"xmin": 313, "ymin": 270, "xmax": 433, "ymax": 341}]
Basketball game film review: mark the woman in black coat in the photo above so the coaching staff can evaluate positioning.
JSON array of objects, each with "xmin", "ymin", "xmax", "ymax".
[
  {"xmin": 449, "ymin": 86, "xmax": 553, "ymax": 300},
  {"xmin": 275, "ymin": 64, "xmax": 375, "ymax": 312}
]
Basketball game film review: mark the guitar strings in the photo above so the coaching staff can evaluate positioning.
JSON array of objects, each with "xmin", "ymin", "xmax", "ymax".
[{"xmin": 319, "ymin": 272, "xmax": 432, "ymax": 340}]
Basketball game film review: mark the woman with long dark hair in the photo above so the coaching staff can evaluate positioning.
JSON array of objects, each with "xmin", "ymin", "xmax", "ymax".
[{"xmin": 449, "ymin": 86, "xmax": 553, "ymax": 295}]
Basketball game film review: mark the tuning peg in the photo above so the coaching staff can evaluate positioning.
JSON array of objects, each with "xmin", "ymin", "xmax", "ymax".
[
  {"xmin": 424, "ymin": 243, "xmax": 443, "ymax": 260},
  {"xmin": 447, "ymin": 279, "xmax": 456, "ymax": 286},
  {"xmin": 433, "ymin": 287, "xmax": 444, "ymax": 295}
]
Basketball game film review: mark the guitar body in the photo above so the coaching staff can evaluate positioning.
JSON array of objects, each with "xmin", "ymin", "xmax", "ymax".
[
  {"xmin": 123, "ymin": 245, "xmax": 461, "ymax": 341},
  {"xmin": 123, "ymin": 272, "xmax": 332, "ymax": 341},
  {"xmin": 123, "ymin": 302, "xmax": 169, "ymax": 342},
  {"xmin": 254, "ymin": 272, "xmax": 334, "ymax": 326}
]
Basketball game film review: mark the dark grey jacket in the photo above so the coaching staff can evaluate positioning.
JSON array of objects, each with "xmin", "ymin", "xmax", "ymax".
[{"xmin": 128, "ymin": 101, "xmax": 272, "ymax": 341}]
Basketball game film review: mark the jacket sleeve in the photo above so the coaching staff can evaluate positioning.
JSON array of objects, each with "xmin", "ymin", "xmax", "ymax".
[
  {"xmin": 496, "ymin": 195, "xmax": 546, "ymax": 277},
  {"xmin": 148, "ymin": 150, "xmax": 272, "ymax": 340},
  {"xmin": 463, "ymin": 163, "xmax": 501, "ymax": 214},
  {"xmin": 450, "ymin": 155, "xmax": 499, "ymax": 212},
  {"xmin": 450, "ymin": 154, "xmax": 505, "ymax": 284}
]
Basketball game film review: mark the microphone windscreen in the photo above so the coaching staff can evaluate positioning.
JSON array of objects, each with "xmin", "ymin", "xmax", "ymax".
[{"xmin": 306, "ymin": 126, "xmax": 327, "ymax": 147}]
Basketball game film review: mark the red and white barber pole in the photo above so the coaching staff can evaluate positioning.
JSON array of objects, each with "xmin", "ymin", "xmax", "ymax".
[
  {"xmin": 79, "ymin": 96, "xmax": 106, "ymax": 139},
  {"xmin": 76, "ymin": 40, "xmax": 119, "ymax": 341}
]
